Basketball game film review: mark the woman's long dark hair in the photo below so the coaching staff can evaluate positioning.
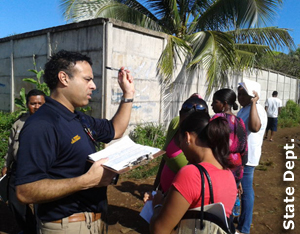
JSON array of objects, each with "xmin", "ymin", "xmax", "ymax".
[{"xmin": 179, "ymin": 112, "xmax": 232, "ymax": 169}]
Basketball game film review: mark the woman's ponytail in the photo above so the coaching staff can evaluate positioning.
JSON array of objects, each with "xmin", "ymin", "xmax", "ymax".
[{"xmin": 206, "ymin": 117, "xmax": 232, "ymax": 169}]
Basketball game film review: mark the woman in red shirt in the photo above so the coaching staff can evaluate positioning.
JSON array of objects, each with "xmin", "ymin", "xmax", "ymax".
[{"xmin": 148, "ymin": 112, "xmax": 237, "ymax": 234}]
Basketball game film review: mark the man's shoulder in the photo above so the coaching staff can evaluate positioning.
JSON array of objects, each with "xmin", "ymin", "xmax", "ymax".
[
  {"xmin": 12, "ymin": 113, "xmax": 30, "ymax": 128},
  {"xmin": 265, "ymin": 97, "xmax": 271, "ymax": 104},
  {"xmin": 25, "ymin": 105, "xmax": 60, "ymax": 127},
  {"xmin": 276, "ymin": 97, "xmax": 282, "ymax": 104},
  {"xmin": 14, "ymin": 113, "xmax": 27, "ymax": 122}
]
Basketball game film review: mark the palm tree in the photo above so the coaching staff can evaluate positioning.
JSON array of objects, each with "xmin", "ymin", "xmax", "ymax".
[{"xmin": 60, "ymin": 0, "xmax": 294, "ymax": 95}]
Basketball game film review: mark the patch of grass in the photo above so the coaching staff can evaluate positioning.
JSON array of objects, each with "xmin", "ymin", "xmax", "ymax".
[
  {"xmin": 123, "ymin": 158, "xmax": 161, "ymax": 179},
  {"xmin": 256, "ymin": 165, "xmax": 268, "ymax": 171},
  {"xmin": 264, "ymin": 160, "xmax": 274, "ymax": 167},
  {"xmin": 257, "ymin": 159, "xmax": 275, "ymax": 171}
]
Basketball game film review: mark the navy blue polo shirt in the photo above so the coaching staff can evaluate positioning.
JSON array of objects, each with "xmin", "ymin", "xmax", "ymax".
[{"xmin": 15, "ymin": 97, "xmax": 115, "ymax": 221}]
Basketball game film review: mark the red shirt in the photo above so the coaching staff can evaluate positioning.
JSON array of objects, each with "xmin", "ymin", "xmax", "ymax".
[{"xmin": 173, "ymin": 162, "xmax": 236, "ymax": 217}]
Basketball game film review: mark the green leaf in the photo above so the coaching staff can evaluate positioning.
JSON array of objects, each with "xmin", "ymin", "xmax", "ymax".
[
  {"xmin": 28, "ymin": 69, "xmax": 38, "ymax": 74},
  {"xmin": 36, "ymin": 70, "xmax": 44, "ymax": 79},
  {"xmin": 23, "ymin": 78, "xmax": 38, "ymax": 85}
]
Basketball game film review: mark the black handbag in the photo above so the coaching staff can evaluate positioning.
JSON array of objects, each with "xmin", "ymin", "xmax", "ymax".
[{"xmin": 175, "ymin": 164, "xmax": 234, "ymax": 234}]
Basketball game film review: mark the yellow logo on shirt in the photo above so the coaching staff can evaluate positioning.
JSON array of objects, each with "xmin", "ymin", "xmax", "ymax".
[{"xmin": 71, "ymin": 135, "xmax": 81, "ymax": 144}]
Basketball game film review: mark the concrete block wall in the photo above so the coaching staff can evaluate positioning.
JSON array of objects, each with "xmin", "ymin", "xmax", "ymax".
[{"xmin": 0, "ymin": 17, "xmax": 299, "ymax": 128}]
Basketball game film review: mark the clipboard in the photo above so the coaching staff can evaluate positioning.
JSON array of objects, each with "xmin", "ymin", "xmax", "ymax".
[
  {"xmin": 88, "ymin": 135, "xmax": 165, "ymax": 174},
  {"xmin": 102, "ymin": 149, "xmax": 165, "ymax": 174}
]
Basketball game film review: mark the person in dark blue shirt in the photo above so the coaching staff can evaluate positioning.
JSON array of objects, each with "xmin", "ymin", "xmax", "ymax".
[{"xmin": 15, "ymin": 50, "xmax": 135, "ymax": 233}]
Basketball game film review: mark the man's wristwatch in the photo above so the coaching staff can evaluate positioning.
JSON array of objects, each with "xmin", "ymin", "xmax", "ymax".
[{"xmin": 121, "ymin": 96, "xmax": 134, "ymax": 103}]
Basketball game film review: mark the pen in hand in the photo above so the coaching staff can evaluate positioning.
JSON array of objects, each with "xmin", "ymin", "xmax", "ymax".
[{"xmin": 105, "ymin": 66, "xmax": 120, "ymax": 71}]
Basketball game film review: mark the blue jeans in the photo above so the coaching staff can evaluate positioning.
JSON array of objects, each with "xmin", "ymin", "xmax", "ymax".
[{"xmin": 237, "ymin": 165, "xmax": 255, "ymax": 233}]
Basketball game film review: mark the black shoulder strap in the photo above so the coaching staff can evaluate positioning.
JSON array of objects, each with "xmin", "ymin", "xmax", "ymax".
[
  {"xmin": 180, "ymin": 164, "xmax": 233, "ymax": 233},
  {"xmin": 194, "ymin": 163, "xmax": 214, "ymax": 229},
  {"xmin": 194, "ymin": 164, "xmax": 214, "ymax": 203}
]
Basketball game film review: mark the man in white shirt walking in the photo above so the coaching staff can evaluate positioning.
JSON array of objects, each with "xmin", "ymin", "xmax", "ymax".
[{"xmin": 264, "ymin": 91, "xmax": 282, "ymax": 142}]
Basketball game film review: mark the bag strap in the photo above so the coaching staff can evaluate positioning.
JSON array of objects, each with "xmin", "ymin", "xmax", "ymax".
[
  {"xmin": 179, "ymin": 164, "xmax": 233, "ymax": 234},
  {"xmin": 194, "ymin": 164, "xmax": 214, "ymax": 202},
  {"xmin": 193, "ymin": 163, "xmax": 214, "ymax": 229}
]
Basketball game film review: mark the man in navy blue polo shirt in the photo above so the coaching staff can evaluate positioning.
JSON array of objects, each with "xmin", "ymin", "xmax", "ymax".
[{"xmin": 15, "ymin": 50, "xmax": 135, "ymax": 233}]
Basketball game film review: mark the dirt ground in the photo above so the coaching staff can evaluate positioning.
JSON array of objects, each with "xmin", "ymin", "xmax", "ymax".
[{"xmin": 1, "ymin": 126, "xmax": 299, "ymax": 234}]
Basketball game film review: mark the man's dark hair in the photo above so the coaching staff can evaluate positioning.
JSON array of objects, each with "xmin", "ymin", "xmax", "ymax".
[
  {"xmin": 272, "ymin": 91, "xmax": 278, "ymax": 97},
  {"xmin": 213, "ymin": 88, "xmax": 238, "ymax": 110},
  {"xmin": 26, "ymin": 89, "xmax": 46, "ymax": 104},
  {"xmin": 44, "ymin": 50, "xmax": 93, "ymax": 91}
]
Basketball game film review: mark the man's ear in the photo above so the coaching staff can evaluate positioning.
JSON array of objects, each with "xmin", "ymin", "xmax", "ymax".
[{"xmin": 58, "ymin": 71, "xmax": 69, "ymax": 86}]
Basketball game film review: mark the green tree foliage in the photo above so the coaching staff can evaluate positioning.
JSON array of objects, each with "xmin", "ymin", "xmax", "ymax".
[
  {"xmin": 23, "ymin": 69, "xmax": 50, "ymax": 96},
  {"xmin": 60, "ymin": 0, "xmax": 294, "ymax": 95},
  {"xmin": 14, "ymin": 67, "xmax": 50, "ymax": 114},
  {"xmin": 129, "ymin": 123, "xmax": 166, "ymax": 149},
  {"xmin": 257, "ymin": 47, "xmax": 300, "ymax": 78},
  {"xmin": 0, "ymin": 112, "xmax": 19, "ymax": 167},
  {"xmin": 14, "ymin": 55, "xmax": 50, "ymax": 114},
  {"xmin": 278, "ymin": 100, "xmax": 300, "ymax": 128},
  {"xmin": 14, "ymin": 88, "xmax": 27, "ymax": 114}
]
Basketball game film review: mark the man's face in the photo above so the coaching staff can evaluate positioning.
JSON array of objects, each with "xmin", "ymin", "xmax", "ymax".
[
  {"xmin": 237, "ymin": 87, "xmax": 251, "ymax": 107},
  {"xmin": 27, "ymin": 95, "xmax": 46, "ymax": 115},
  {"xmin": 67, "ymin": 61, "xmax": 96, "ymax": 108}
]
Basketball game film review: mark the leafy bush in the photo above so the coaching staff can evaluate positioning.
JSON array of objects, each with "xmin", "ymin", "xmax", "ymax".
[
  {"xmin": 278, "ymin": 100, "xmax": 300, "ymax": 128},
  {"xmin": 129, "ymin": 123, "xmax": 166, "ymax": 149},
  {"xmin": 23, "ymin": 68, "xmax": 50, "ymax": 96},
  {"xmin": 14, "ymin": 55, "xmax": 51, "ymax": 114},
  {"xmin": 0, "ymin": 112, "xmax": 19, "ymax": 167}
]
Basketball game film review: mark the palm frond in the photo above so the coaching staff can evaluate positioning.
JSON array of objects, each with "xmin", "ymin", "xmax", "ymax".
[
  {"xmin": 235, "ymin": 49, "xmax": 256, "ymax": 69},
  {"xmin": 188, "ymin": 31, "xmax": 235, "ymax": 67},
  {"xmin": 233, "ymin": 0, "xmax": 283, "ymax": 27},
  {"xmin": 192, "ymin": 0, "xmax": 236, "ymax": 32},
  {"xmin": 60, "ymin": 0, "xmax": 80, "ymax": 21},
  {"xmin": 227, "ymin": 27, "xmax": 295, "ymax": 51},
  {"xmin": 61, "ymin": 0, "xmax": 164, "ymax": 31},
  {"xmin": 187, "ymin": 31, "xmax": 235, "ymax": 94},
  {"xmin": 235, "ymin": 43, "xmax": 271, "ymax": 54},
  {"xmin": 236, "ymin": 44, "xmax": 272, "ymax": 70},
  {"xmin": 60, "ymin": 0, "xmax": 294, "ymax": 100},
  {"xmin": 157, "ymin": 35, "xmax": 192, "ymax": 82}
]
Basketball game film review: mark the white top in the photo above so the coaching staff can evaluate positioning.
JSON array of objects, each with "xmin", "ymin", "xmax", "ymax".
[
  {"xmin": 265, "ymin": 97, "xmax": 282, "ymax": 118},
  {"xmin": 237, "ymin": 104, "xmax": 267, "ymax": 166}
]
